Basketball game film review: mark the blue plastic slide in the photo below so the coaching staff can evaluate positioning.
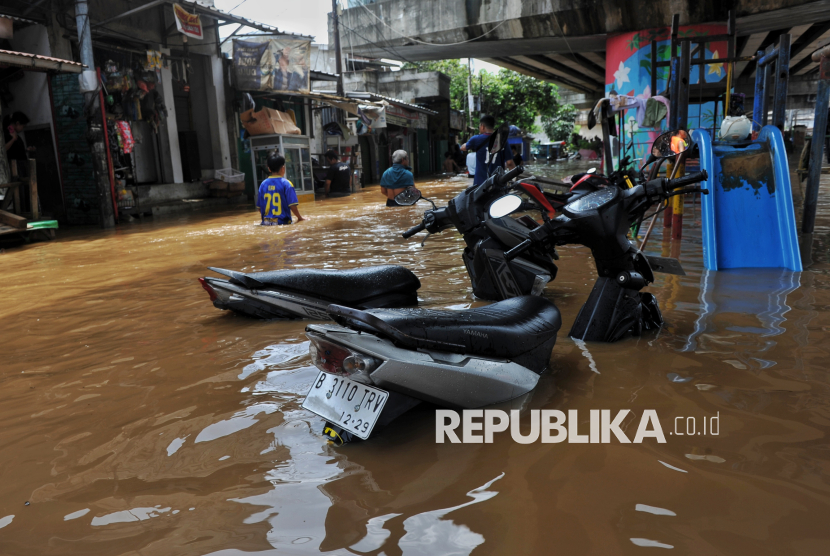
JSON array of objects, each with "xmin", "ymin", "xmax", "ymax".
[{"xmin": 692, "ymin": 126, "xmax": 802, "ymax": 271}]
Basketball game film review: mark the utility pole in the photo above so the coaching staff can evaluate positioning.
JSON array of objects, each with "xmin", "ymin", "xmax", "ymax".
[
  {"xmin": 467, "ymin": 58, "xmax": 473, "ymax": 129},
  {"xmin": 74, "ymin": 0, "xmax": 115, "ymax": 228},
  {"xmin": 331, "ymin": 0, "xmax": 344, "ymax": 97}
]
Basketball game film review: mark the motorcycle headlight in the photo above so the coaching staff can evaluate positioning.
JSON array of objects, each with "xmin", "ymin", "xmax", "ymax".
[{"xmin": 565, "ymin": 187, "xmax": 618, "ymax": 213}]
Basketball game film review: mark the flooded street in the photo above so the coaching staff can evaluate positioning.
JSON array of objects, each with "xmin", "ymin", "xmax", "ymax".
[{"xmin": 3, "ymin": 167, "xmax": 830, "ymax": 555}]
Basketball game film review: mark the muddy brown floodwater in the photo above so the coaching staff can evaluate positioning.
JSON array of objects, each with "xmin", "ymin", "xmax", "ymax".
[{"xmin": 2, "ymin": 168, "xmax": 830, "ymax": 555}]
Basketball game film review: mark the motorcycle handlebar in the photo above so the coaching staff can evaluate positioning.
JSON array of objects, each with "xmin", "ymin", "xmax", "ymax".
[
  {"xmin": 667, "ymin": 170, "xmax": 708, "ymax": 191},
  {"xmin": 496, "ymin": 165, "xmax": 524, "ymax": 187},
  {"xmin": 402, "ymin": 222, "xmax": 426, "ymax": 239},
  {"xmin": 505, "ymin": 239, "xmax": 532, "ymax": 261}
]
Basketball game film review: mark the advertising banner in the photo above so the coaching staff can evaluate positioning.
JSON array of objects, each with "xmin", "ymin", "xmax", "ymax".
[
  {"xmin": 233, "ymin": 40, "xmax": 271, "ymax": 91},
  {"xmin": 173, "ymin": 4, "xmax": 203, "ymax": 40},
  {"xmin": 358, "ymin": 105, "xmax": 386, "ymax": 130},
  {"xmin": 232, "ymin": 38, "xmax": 311, "ymax": 93}
]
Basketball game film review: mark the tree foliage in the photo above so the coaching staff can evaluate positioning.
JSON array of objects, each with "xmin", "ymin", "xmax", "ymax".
[
  {"xmin": 402, "ymin": 60, "xmax": 577, "ymax": 135},
  {"xmin": 541, "ymin": 104, "xmax": 579, "ymax": 142}
]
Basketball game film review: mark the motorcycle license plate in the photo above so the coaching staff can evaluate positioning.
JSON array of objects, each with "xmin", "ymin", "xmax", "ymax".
[{"xmin": 302, "ymin": 371, "xmax": 388, "ymax": 440}]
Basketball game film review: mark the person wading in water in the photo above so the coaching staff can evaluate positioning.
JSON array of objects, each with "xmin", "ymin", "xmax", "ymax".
[{"xmin": 380, "ymin": 149, "xmax": 414, "ymax": 207}]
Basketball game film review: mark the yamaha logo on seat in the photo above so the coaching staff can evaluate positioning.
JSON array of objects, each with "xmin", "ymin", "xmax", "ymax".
[{"xmin": 463, "ymin": 329, "xmax": 488, "ymax": 339}]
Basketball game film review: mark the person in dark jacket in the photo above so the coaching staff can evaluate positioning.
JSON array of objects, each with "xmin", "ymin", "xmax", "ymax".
[
  {"xmin": 324, "ymin": 150, "xmax": 351, "ymax": 197},
  {"xmin": 460, "ymin": 115, "xmax": 508, "ymax": 186},
  {"xmin": 3, "ymin": 111, "xmax": 32, "ymax": 173}
]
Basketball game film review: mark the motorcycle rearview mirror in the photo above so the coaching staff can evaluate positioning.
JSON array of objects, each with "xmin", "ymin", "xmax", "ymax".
[
  {"xmin": 638, "ymin": 152, "xmax": 658, "ymax": 175},
  {"xmin": 651, "ymin": 129, "xmax": 691, "ymax": 159},
  {"xmin": 395, "ymin": 186, "xmax": 422, "ymax": 206},
  {"xmin": 489, "ymin": 194, "xmax": 523, "ymax": 218}
]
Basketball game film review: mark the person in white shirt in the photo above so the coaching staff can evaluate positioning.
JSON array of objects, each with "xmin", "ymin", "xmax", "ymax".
[{"xmin": 465, "ymin": 151, "xmax": 476, "ymax": 178}]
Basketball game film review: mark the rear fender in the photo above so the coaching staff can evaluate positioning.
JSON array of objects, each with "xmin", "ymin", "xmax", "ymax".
[
  {"xmin": 208, "ymin": 267, "xmax": 265, "ymax": 289},
  {"xmin": 305, "ymin": 324, "xmax": 540, "ymax": 408}
]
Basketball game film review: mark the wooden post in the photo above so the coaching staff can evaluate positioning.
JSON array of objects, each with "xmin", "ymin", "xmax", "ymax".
[
  {"xmin": 802, "ymin": 56, "xmax": 830, "ymax": 237},
  {"xmin": 763, "ymin": 44, "xmax": 775, "ymax": 128},
  {"xmin": 772, "ymin": 34, "xmax": 791, "ymax": 130},
  {"xmin": 672, "ymin": 191, "xmax": 684, "ymax": 239},
  {"xmin": 10, "ymin": 159, "xmax": 20, "ymax": 215},
  {"xmin": 0, "ymin": 209, "xmax": 27, "ymax": 229},
  {"xmin": 663, "ymin": 161, "xmax": 674, "ymax": 228},
  {"xmin": 752, "ymin": 50, "xmax": 766, "ymax": 132},
  {"xmin": 651, "ymin": 39, "xmax": 658, "ymax": 97},
  {"xmin": 28, "ymin": 156, "xmax": 38, "ymax": 221},
  {"xmin": 677, "ymin": 41, "xmax": 691, "ymax": 130}
]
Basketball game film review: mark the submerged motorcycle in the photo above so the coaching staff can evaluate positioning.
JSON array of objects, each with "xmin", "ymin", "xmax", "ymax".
[
  {"xmin": 198, "ymin": 266, "xmax": 420, "ymax": 319},
  {"xmin": 397, "ymin": 165, "xmax": 560, "ymax": 301},
  {"xmin": 301, "ymin": 130, "xmax": 707, "ymax": 442},
  {"xmin": 397, "ymin": 161, "xmax": 625, "ymax": 301}
]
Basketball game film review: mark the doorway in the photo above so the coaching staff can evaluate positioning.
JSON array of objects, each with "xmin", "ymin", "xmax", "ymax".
[
  {"xmin": 171, "ymin": 53, "xmax": 215, "ymax": 178},
  {"xmin": 25, "ymin": 126, "xmax": 63, "ymax": 219}
]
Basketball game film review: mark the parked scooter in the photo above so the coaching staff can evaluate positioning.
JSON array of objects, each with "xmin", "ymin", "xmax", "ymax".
[
  {"xmin": 198, "ymin": 266, "xmax": 420, "ymax": 319},
  {"xmin": 396, "ymin": 166, "xmax": 560, "ymax": 301},
  {"xmin": 300, "ymin": 130, "xmax": 707, "ymax": 443},
  {"xmin": 303, "ymin": 295, "xmax": 561, "ymax": 443},
  {"xmin": 503, "ymin": 130, "xmax": 706, "ymax": 341},
  {"xmin": 397, "ymin": 162, "xmax": 620, "ymax": 301}
]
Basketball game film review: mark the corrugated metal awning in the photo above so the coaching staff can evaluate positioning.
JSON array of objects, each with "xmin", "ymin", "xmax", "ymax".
[
  {"xmin": 316, "ymin": 91, "xmax": 438, "ymax": 116},
  {"xmin": 178, "ymin": 0, "xmax": 312, "ymax": 37},
  {"xmin": 0, "ymin": 13, "xmax": 40, "ymax": 26},
  {"xmin": 346, "ymin": 92, "xmax": 439, "ymax": 116},
  {"xmin": 0, "ymin": 49, "xmax": 85, "ymax": 73}
]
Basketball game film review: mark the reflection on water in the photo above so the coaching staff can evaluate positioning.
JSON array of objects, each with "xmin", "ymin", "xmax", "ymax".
[
  {"xmin": 635, "ymin": 504, "xmax": 676, "ymax": 516},
  {"xmin": 685, "ymin": 269, "xmax": 802, "ymax": 354},
  {"xmin": 396, "ymin": 473, "xmax": 503, "ymax": 555},
  {"xmin": 2, "ymin": 173, "xmax": 830, "ymax": 554},
  {"xmin": 91, "ymin": 506, "xmax": 172, "ymax": 527},
  {"xmin": 631, "ymin": 537, "xmax": 674, "ymax": 549}
]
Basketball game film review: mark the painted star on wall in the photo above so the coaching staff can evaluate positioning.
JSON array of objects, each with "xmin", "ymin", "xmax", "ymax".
[
  {"xmin": 614, "ymin": 61, "xmax": 631, "ymax": 89},
  {"xmin": 708, "ymin": 50, "xmax": 724, "ymax": 78}
]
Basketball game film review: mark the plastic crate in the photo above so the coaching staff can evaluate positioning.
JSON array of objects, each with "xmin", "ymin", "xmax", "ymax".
[{"xmin": 215, "ymin": 168, "xmax": 245, "ymax": 183}]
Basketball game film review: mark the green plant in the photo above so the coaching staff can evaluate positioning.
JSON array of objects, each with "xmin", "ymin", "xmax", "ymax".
[{"xmin": 403, "ymin": 60, "xmax": 577, "ymax": 134}]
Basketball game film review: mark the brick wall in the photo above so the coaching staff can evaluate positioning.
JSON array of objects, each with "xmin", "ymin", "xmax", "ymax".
[{"xmin": 50, "ymin": 73, "xmax": 99, "ymax": 225}]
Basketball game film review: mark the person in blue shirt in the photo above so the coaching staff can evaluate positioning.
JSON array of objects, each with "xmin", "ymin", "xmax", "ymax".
[
  {"xmin": 380, "ymin": 149, "xmax": 415, "ymax": 207},
  {"xmin": 460, "ymin": 114, "xmax": 507, "ymax": 186},
  {"xmin": 257, "ymin": 152, "xmax": 307, "ymax": 225}
]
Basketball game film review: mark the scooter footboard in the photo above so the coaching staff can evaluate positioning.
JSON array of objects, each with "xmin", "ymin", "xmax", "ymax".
[{"xmin": 569, "ymin": 277, "xmax": 663, "ymax": 342}]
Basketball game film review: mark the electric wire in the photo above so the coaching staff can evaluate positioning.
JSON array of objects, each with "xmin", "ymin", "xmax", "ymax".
[
  {"xmin": 337, "ymin": 18, "xmax": 416, "ymax": 66},
  {"xmin": 227, "ymin": 0, "xmax": 250, "ymax": 13},
  {"xmin": 346, "ymin": 1, "xmax": 358, "ymax": 72},
  {"xmin": 352, "ymin": 0, "xmax": 414, "ymax": 65}
]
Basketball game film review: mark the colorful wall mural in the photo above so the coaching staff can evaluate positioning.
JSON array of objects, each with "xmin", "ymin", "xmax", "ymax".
[{"xmin": 605, "ymin": 25, "xmax": 728, "ymax": 165}]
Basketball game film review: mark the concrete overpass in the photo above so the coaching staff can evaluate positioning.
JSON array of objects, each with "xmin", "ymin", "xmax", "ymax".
[{"xmin": 337, "ymin": 0, "xmax": 830, "ymax": 107}]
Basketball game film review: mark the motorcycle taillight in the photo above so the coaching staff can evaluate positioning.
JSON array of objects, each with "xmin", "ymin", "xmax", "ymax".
[
  {"xmin": 307, "ymin": 333, "xmax": 380, "ymax": 383},
  {"xmin": 199, "ymin": 278, "xmax": 218, "ymax": 301}
]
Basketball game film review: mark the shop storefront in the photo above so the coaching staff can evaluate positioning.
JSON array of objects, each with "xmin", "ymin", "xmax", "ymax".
[{"xmin": 3, "ymin": 0, "xmax": 287, "ymax": 226}]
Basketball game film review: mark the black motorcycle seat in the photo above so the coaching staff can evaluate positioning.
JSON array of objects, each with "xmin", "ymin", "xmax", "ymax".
[
  {"xmin": 349, "ymin": 295, "xmax": 561, "ymax": 360},
  {"xmin": 244, "ymin": 265, "xmax": 420, "ymax": 304}
]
